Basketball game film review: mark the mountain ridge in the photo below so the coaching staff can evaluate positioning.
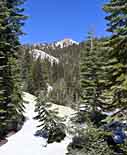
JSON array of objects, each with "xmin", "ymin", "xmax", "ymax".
[{"xmin": 31, "ymin": 38, "xmax": 79, "ymax": 49}]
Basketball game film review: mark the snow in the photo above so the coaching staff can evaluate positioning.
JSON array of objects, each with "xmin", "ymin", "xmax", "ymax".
[
  {"xmin": 102, "ymin": 109, "xmax": 120, "ymax": 116},
  {"xmin": 46, "ymin": 83, "xmax": 53, "ymax": 94},
  {"xmin": 0, "ymin": 92, "xmax": 74, "ymax": 155},
  {"xmin": 55, "ymin": 38, "xmax": 79, "ymax": 48},
  {"xmin": 48, "ymin": 103, "xmax": 75, "ymax": 118},
  {"xmin": 32, "ymin": 49, "xmax": 59, "ymax": 65}
]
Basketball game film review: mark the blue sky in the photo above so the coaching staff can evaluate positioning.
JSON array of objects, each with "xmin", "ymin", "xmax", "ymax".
[{"xmin": 21, "ymin": 0, "xmax": 109, "ymax": 44}]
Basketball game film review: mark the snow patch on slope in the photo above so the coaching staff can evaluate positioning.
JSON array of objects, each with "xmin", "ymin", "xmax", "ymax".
[{"xmin": 32, "ymin": 49, "xmax": 59, "ymax": 65}]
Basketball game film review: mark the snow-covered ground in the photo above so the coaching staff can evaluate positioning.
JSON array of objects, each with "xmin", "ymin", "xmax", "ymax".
[
  {"xmin": 0, "ymin": 92, "xmax": 74, "ymax": 155},
  {"xmin": 48, "ymin": 103, "xmax": 75, "ymax": 118}
]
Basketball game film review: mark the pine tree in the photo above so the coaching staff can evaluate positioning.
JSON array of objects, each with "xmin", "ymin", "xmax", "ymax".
[
  {"xmin": 80, "ymin": 35, "xmax": 109, "ymax": 123},
  {"xmin": 9, "ymin": 57, "xmax": 25, "ymax": 116},
  {"xmin": 103, "ymin": 0, "xmax": 127, "ymax": 116},
  {"xmin": 32, "ymin": 56, "xmax": 46, "ymax": 95},
  {"xmin": 0, "ymin": 0, "xmax": 11, "ymax": 136},
  {"xmin": 20, "ymin": 46, "xmax": 33, "ymax": 91},
  {"xmin": 34, "ymin": 92, "xmax": 66, "ymax": 143},
  {"xmin": 34, "ymin": 92, "xmax": 58, "ymax": 132},
  {"xmin": 20, "ymin": 45, "xmax": 35, "ymax": 94},
  {"xmin": 0, "ymin": 0, "xmax": 26, "ymax": 136}
]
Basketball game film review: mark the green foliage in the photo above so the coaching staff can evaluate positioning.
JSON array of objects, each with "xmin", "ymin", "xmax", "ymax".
[
  {"xmin": 20, "ymin": 46, "xmax": 34, "ymax": 92},
  {"xmin": 34, "ymin": 92, "xmax": 60, "ymax": 130},
  {"xmin": 32, "ymin": 57, "xmax": 46, "ymax": 95},
  {"xmin": 9, "ymin": 57, "xmax": 25, "ymax": 115},
  {"xmin": 80, "ymin": 36, "xmax": 109, "ymax": 115},
  {"xmin": 34, "ymin": 92, "xmax": 66, "ymax": 143},
  {"xmin": 67, "ymin": 127, "xmax": 114, "ymax": 155},
  {"xmin": 20, "ymin": 43, "xmax": 80, "ymax": 107},
  {"xmin": 68, "ymin": 1, "xmax": 127, "ymax": 154},
  {"xmin": 0, "ymin": 0, "xmax": 26, "ymax": 137},
  {"xmin": 48, "ymin": 79, "xmax": 72, "ymax": 106},
  {"xmin": 103, "ymin": 0, "xmax": 127, "ymax": 117}
]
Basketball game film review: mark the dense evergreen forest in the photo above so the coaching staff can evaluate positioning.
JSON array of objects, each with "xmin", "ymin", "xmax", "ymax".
[
  {"xmin": 20, "ymin": 42, "xmax": 81, "ymax": 108},
  {"xmin": 1, "ymin": 0, "xmax": 127, "ymax": 154}
]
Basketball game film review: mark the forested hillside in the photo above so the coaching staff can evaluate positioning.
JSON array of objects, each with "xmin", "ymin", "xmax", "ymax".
[{"xmin": 19, "ymin": 42, "xmax": 81, "ymax": 109}]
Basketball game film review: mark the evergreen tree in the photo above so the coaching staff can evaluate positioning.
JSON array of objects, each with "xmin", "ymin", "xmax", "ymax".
[
  {"xmin": 103, "ymin": 0, "xmax": 127, "ymax": 116},
  {"xmin": 32, "ymin": 56, "xmax": 46, "ymax": 95},
  {"xmin": 67, "ymin": 126, "xmax": 114, "ymax": 155},
  {"xmin": 9, "ymin": 57, "xmax": 25, "ymax": 115},
  {"xmin": 0, "ymin": 0, "xmax": 26, "ymax": 136},
  {"xmin": 80, "ymin": 35, "xmax": 108, "ymax": 123},
  {"xmin": 20, "ymin": 46, "xmax": 35, "ymax": 94},
  {"xmin": 20, "ymin": 46, "xmax": 33, "ymax": 90},
  {"xmin": 34, "ymin": 92, "xmax": 66, "ymax": 143},
  {"xmin": 49, "ymin": 79, "xmax": 68, "ymax": 106}
]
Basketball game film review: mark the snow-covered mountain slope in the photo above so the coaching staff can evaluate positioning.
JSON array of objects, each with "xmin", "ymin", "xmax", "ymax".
[
  {"xmin": 32, "ymin": 49, "xmax": 59, "ymax": 65},
  {"xmin": 0, "ymin": 92, "xmax": 74, "ymax": 155},
  {"xmin": 55, "ymin": 38, "xmax": 79, "ymax": 48}
]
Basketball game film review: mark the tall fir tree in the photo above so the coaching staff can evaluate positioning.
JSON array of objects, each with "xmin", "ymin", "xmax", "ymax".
[
  {"xmin": 20, "ymin": 46, "xmax": 34, "ymax": 93},
  {"xmin": 80, "ymin": 35, "xmax": 108, "ymax": 117},
  {"xmin": 34, "ymin": 92, "xmax": 66, "ymax": 143},
  {"xmin": 0, "ymin": 0, "xmax": 26, "ymax": 136},
  {"xmin": 32, "ymin": 56, "xmax": 46, "ymax": 95},
  {"xmin": 103, "ymin": 0, "xmax": 127, "ymax": 116}
]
